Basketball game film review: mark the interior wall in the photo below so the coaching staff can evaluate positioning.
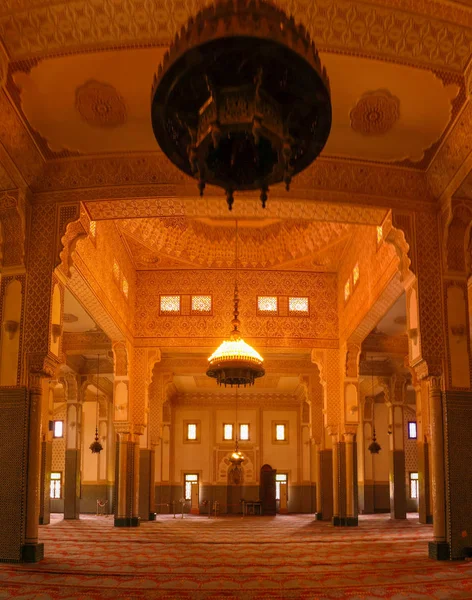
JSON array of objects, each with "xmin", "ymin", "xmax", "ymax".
[{"xmin": 135, "ymin": 269, "xmax": 338, "ymax": 347}]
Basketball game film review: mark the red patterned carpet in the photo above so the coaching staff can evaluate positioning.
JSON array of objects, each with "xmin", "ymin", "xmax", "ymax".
[{"xmin": 1, "ymin": 514, "xmax": 472, "ymax": 599}]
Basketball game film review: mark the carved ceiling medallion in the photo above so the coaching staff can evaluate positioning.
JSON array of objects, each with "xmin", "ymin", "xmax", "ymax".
[
  {"xmin": 76, "ymin": 80, "xmax": 127, "ymax": 128},
  {"xmin": 350, "ymin": 90, "xmax": 400, "ymax": 136}
]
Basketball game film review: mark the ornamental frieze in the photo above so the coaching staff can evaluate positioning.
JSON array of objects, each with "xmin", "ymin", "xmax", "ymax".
[{"xmin": 1, "ymin": 0, "xmax": 471, "ymax": 72}]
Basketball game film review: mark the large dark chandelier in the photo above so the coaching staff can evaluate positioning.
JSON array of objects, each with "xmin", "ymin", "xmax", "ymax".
[
  {"xmin": 151, "ymin": 0, "xmax": 332, "ymax": 210},
  {"xmin": 207, "ymin": 221, "xmax": 265, "ymax": 386}
]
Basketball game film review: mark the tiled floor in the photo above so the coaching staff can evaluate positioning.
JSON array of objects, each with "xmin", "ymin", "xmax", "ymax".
[{"xmin": 1, "ymin": 513, "xmax": 472, "ymax": 599}]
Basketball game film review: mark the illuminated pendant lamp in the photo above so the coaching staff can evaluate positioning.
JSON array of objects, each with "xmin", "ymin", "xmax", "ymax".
[
  {"xmin": 207, "ymin": 221, "xmax": 265, "ymax": 387},
  {"xmin": 90, "ymin": 354, "xmax": 103, "ymax": 454},
  {"xmin": 368, "ymin": 359, "xmax": 381, "ymax": 455}
]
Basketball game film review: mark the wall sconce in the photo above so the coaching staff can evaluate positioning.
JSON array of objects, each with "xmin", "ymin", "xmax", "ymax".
[
  {"xmin": 451, "ymin": 325, "xmax": 466, "ymax": 340},
  {"xmin": 3, "ymin": 320, "xmax": 19, "ymax": 340},
  {"xmin": 387, "ymin": 426, "xmax": 393, "ymax": 435},
  {"xmin": 408, "ymin": 327, "xmax": 418, "ymax": 342},
  {"xmin": 51, "ymin": 323, "xmax": 62, "ymax": 343}
]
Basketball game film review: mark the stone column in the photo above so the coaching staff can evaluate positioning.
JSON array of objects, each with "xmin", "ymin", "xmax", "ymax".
[
  {"xmin": 330, "ymin": 430, "xmax": 341, "ymax": 526},
  {"xmin": 39, "ymin": 380, "xmax": 54, "ymax": 526},
  {"xmin": 114, "ymin": 428, "xmax": 140, "ymax": 527},
  {"xmin": 388, "ymin": 402, "xmax": 406, "ymax": 519},
  {"xmin": 415, "ymin": 382, "xmax": 432, "ymax": 524},
  {"xmin": 427, "ymin": 377, "xmax": 448, "ymax": 559},
  {"xmin": 22, "ymin": 374, "xmax": 45, "ymax": 562},
  {"xmin": 344, "ymin": 431, "xmax": 358, "ymax": 526},
  {"xmin": 63, "ymin": 374, "xmax": 81, "ymax": 520}
]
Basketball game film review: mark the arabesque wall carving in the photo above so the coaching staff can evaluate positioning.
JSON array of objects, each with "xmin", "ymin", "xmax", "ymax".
[
  {"xmin": 135, "ymin": 269, "xmax": 338, "ymax": 348},
  {"xmin": 1, "ymin": 0, "xmax": 471, "ymax": 72}
]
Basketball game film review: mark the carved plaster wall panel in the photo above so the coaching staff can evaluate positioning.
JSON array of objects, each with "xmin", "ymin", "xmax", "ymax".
[
  {"xmin": 135, "ymin": 269, "xmax": 338, "ymax": 348},
  {"xmin": 1, "ymin": 0, "xmax": 472, "ymax": 72}
]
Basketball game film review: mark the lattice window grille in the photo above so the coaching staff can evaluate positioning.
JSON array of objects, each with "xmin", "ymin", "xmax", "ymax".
[
  {"xmin": 258, "ymin": 296, "xmax": 277, "ymax": 312},
  {"xmin": 161, "ymin": 295, "xmax": 180, "ymax": 313},
  {"xmin": 192, "ymin": 295, "xmax": 211, "ymax": 312},
  {"xmin": 289, "ymin": 297, "xmax": 309, "ymax": 313}
]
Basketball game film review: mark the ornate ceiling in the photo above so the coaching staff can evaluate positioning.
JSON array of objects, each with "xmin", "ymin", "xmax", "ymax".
[
  {"xmin": 117, "ymin": 217, "xmax": 353, "ymax": 271},
  {"xmin": 10, "ymin": 48, "xmax": 460, "ymax": 167},
  {"xmin": 0, "ymin": 0, "xmax": 472, "ymax": 217}
]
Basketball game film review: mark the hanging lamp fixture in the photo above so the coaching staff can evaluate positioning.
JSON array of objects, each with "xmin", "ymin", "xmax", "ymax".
[
  {"xmin": 368, "ymin": 358, "xmax": 381, "ymax": 455},
  {"xmin": 230, "ymin": 387, "xmax": 245, "ymax": 465},
  {"xmin": 90, "ymin": 354, "xmax": 103, "ymax": 454},
  {"xmin": 207, "ymin": 221, "xmax": 265, "ymax": 386},
  {"xmin": 151, "ymin": 0, "xmax": 331, "ymax": 210}
]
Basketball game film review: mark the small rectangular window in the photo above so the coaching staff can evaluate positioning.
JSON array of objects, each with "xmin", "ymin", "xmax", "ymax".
[
  {"xmin": 223, "ymin": 423, "xmax": 233, "ymax": 441},
  {"xmin": 353, "ymin": 263, "xmax": 360, "ymax": 286},
  {"xmin": 50, "ymin": 472, "xmax": 62, "ymax": 499},
  {"xmin": 258, "ymin": 296, "xmax": 278, "ymax": 313},
  {"xmin": 160, "ymin": 295, "xmax": 181, "ymax": 313},
  {"xmin": 187, "ymin": 423, "xmax": 197, "ymax": 440},
  {"xmin": 344, "ymin": 279, "xmax": 351, "ymax": 301},
  {"xmin": 377, "ymin": 225, "xmax": 383, "ymax": 245},
  {"xmin": 53, "ymin": 420, "xmax": 64, "ymax": 438},
  {"xmin": 275, "ymin": 473, "xmax": 288, "ymax": 500},
  {"xmin": 289, "ymin": 297, "xmax": 309, "ymax": 314},
  {"xmin": 191, "ymin": 295, "xmax": 212, "ymax": 313},
  {"xmin": 410, "ymin": 472, "xmax": 419, "ymax": 499},
  {"xmin": 275, "ymin": 424, "xmax": 286, "ymax": 441},
  {"xmin": 113, "ymin": 260, "xmax": 120, "ymax": 282},
  {"xmin": 408, "ymin": 421, "xmax": 417, "ymax": 439},
  {"xmin": 122, "ymin": 277, "xmax": 129, "ymax": 299},
  {"xmin": 89, "ymin": 220, "xmax": 97, "ymax": 238},
  {"xmin": 239, "ymin": 423, "xmax": 249, "ymax": 441},
  {"xmin": 184, "ymin": 473, "xmax": 198, "ymax": 500}
]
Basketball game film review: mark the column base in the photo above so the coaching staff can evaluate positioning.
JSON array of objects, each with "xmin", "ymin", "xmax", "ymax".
[
  {"xmin": 279, "ymin": 508, "xmax": 289, "ymax": 514},
  {"xmin": 22, "ymin": 543, "xmax": 44, "ymax": 563},
  {"xmin": 428, "ymin": 541, "xmax": 450, "ymax": 560},
  {"xmin": 114, "ymin": 517, "xmax": 140, "ymax": 527},
  {"xmin": 149, "ymin": 513, "xmax": 157, "ymax": 521},
  {"xmin": 332, "ymin": 516, "xmax": 358, "ymax": 526},
  {"xmin": 315, "ymin": 512, "xmax": 323, "ymax": 521},
  {"xmin": 190, "ymin": 508, "xmax": 200, "ymax": 515}
]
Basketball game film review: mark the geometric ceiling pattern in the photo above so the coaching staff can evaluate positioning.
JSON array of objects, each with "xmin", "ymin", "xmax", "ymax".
[{"xmin": 118, "ymin": 217, "xmax": 353, "ymax": 271}]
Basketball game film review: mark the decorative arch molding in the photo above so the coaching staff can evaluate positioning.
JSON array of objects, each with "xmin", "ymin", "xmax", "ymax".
[
  {"xmin": 112, "ymin": 341, "xmax": 128, "ymax": 377},
  {"xmin": 441, "ymin": 200, "xmax": 472, "ymax": 274}
]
